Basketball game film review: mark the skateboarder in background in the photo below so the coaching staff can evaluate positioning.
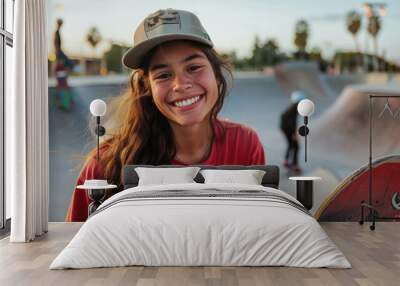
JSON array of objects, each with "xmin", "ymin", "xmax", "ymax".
[
  {"xmin": 54, "ymin": 19, "xmax": 74, "ymax": 110},
  {"xmin": 280, "ymin": 90, "xmax": 306, "ymax": 174}
]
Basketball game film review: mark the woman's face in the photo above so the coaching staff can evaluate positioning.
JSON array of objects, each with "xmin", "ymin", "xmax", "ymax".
[{"xmin": 148, "ymin": 41, "xmax": 219, "ymax": 127}]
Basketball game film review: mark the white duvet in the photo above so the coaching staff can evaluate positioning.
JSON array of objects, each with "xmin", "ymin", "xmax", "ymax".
[{"xmin": 50, "ymin": 183, "xmax": 351, "ymax": 269}]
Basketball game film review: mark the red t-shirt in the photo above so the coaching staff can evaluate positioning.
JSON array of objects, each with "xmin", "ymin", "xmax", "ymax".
[{"xmin": 65, "ymin": 119, "xmax": 265, "ymax": 222}]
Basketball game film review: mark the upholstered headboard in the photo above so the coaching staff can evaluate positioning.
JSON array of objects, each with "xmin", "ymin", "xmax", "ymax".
[{"xmin": 122, "ymin": 165, "xmax": 280, "ymax": 189}]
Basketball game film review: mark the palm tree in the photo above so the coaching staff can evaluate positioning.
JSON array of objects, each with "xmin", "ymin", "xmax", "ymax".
[
  {"xmin": 252, "ymin": 36, "xmax": 262, "ymax": 68},
  {"xmin": 86, "ymin": 26, "xmax": 102, "ymax": 57},
  {"xmin": 346, "ymin": 10, "xmax": 362, "ymax": 52},
  {"xmin": 367, "ymin": 15, "xmax": 381, "ymax": 56},
  {"xmin": 294, "ymin": 20, "xmax": 309, "ymax": 54}
]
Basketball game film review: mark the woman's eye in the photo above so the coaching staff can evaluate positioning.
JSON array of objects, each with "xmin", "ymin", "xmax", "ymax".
[
  {"xmin": 188, "ymin": 65, "xmax": 202, "ymax": 72},
  {"xmin": 155, "ymin": 72, "xmax": 171, "ymax": 80}
]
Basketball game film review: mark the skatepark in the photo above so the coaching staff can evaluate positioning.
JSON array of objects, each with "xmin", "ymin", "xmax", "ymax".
[{"xmin": 48, "ymin": 63, "xmax": 400, "ymax": 221}]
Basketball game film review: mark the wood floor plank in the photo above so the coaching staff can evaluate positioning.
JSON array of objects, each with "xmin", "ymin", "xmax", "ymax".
[
  {"xmin": 303, "ymin": 278, "xmax": 325, "ymax": 286},
  {"xmin": 0, "ymin": 222, "xmax": 399, "ymax": 286},
  {"xmin": 204, "ymin": 267, "xmax": 221, "ymax": 279}
]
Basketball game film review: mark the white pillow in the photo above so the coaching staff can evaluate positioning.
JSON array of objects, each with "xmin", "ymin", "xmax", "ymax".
[
  {"xmin": 135, "ymin": 167, "xmax": 200, "ymax": 186},
  {"xmin": 200, "ymin": 169, "xmax": 266, "ymax": 185}
]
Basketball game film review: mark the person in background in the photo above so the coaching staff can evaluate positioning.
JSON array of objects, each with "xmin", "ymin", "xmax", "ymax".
[
  {"xmin": 66, "ymin": 9, "xmax": 266, "ymax": 222},
  {"xmin": 280, "ymin": 90, "xmax": 306, "ymax": 174},
  {"xmin": 54, "ymin": 18, "xmax": 74, "ymax": 110}
]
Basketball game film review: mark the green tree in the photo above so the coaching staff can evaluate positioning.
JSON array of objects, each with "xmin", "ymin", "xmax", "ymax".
[
  {"xmin": 250, "ymin": 37, "xmax": 284, "ymax": 69},
  {"xmin": 346, "ymin": 10, "xmax": 362, "ymax": 51},
  {"xmin": 252, "ymin": 36, "xmax": 263, "ymax": 68},
  {"xmin": 310, "ymin": 47, "xmax": 322, "ymax": 61},
  {"xmin": 261, "ymin": 39, "xmax": 281, "ymax": 66},
  {"xmin": 103, "ymin": 43, "xmax": 130, "ymax": 73}
]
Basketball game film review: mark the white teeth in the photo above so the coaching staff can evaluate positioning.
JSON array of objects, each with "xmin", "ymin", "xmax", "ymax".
[{"xmin": 174, "ymin": 95, "xmax": 200, "ymax": 107}]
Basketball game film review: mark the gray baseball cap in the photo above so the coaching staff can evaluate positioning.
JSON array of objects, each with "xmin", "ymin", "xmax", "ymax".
[{"xmin": 122, "ymin": 9, "xmax": 213, "ymax": 69}]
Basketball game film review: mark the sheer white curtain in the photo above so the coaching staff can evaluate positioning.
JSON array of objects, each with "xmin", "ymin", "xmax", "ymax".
[{"xmin": 6, "ymin": 0, "xmax": 49, "ymax": 242}]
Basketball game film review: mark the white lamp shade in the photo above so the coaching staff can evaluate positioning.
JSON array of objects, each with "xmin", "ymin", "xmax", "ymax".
[
  {"xmin": 297, "ymin": 99, "xmax": 315, "ymax": 116},
  {"xmin": 90, "ymin": 99, "xmax": 107, "ymax": 116}
]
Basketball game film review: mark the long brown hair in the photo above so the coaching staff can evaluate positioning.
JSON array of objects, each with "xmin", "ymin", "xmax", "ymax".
[{"xmin": 84, "ymin": 41, "xmax": 232, "ymax": 189}]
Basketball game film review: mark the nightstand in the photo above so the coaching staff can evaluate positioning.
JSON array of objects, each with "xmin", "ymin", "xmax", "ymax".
[
  {"xmin": 289, "ymin": 176, "xmax": 321, "ymax": 210},
  {"xmin": 77, "ymin": 182, "xmax": 117, "ymax": 216}
]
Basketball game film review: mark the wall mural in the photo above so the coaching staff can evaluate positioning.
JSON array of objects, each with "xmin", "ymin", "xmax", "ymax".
[{"xmin": 47, "ymin": 0, "xmax": 400, "ymax": 222}]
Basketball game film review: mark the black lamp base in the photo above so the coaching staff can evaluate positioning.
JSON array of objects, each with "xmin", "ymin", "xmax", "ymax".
[
  {"xmin": 87, "ymin": 188, "xmax": 107, "ymax": 216},
  {"xmin": 296, "ymin": 180, "xmax": 313, "ymax": 210}
]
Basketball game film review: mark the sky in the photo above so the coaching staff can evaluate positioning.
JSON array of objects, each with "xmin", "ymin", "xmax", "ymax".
[{"xmin": 47, "ymin": 0, "xmax": 400, "ymax": 63}]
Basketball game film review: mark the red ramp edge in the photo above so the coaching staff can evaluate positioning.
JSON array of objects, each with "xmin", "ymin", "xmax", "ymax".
[{"xmin": 315, "ymin": 155, "xmax": 400, "ymax": 221}]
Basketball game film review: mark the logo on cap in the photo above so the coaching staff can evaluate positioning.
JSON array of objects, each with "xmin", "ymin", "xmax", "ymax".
[{"xmin": 144, "ymin": 10, "xmax": 180, "ymax": 33}]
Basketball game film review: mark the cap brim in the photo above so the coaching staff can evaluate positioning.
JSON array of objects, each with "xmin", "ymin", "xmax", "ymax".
[{"xmin": 122, "ymin": 34, "xmax": 213, "ymax": 70}]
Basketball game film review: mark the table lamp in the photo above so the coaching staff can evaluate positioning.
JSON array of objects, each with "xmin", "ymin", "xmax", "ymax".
[
  {"xmin": 79, "ymin": 99, "xmax": 117, "ymax": 216},
  {"xmin": 89, "ymin": 99, "xmax": 107, "ymax": 161},
  {"xmin": 297, "ymin": 99, "xmax": 315, "ymax": 162}
]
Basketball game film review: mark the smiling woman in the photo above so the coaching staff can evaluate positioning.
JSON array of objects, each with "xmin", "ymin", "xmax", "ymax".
[{"xmin": 66, "ymin": 9, "xmax": 265, "ymax": 222}]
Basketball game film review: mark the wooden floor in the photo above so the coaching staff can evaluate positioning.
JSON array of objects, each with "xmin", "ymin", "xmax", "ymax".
[{"xmin": 0, "ymin": 222, "xmax": 399, "ymax": 286}]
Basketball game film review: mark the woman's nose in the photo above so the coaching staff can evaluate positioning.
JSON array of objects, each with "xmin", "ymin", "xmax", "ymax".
[{"xmin": 172, "ymin": 74, "xmax": 193, "ymax": 92}]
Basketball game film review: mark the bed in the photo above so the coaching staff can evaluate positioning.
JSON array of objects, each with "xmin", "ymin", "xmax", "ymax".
[{"xmin": 50, "ymin": 165, "xmax": 350, "ymax": 269}]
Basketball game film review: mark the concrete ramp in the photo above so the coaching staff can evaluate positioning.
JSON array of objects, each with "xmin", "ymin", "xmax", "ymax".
[
  {"xmin": 389, "ymin": 73, "xmax": 400, "ymax": 87},
  {"xmin": 323, "ymin": 74, "xmax": 365, "ymax": 95},
  {"xmin": 304, "ymin": 167, "xmax": 342, "ymax": 217},
  {"xmin": 274, "ymin": 61, "xmax": 336, "ymax": 98},
  {"xmin": 311, "ymin": 84, "xmax": 400, "ymax": 163}
]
